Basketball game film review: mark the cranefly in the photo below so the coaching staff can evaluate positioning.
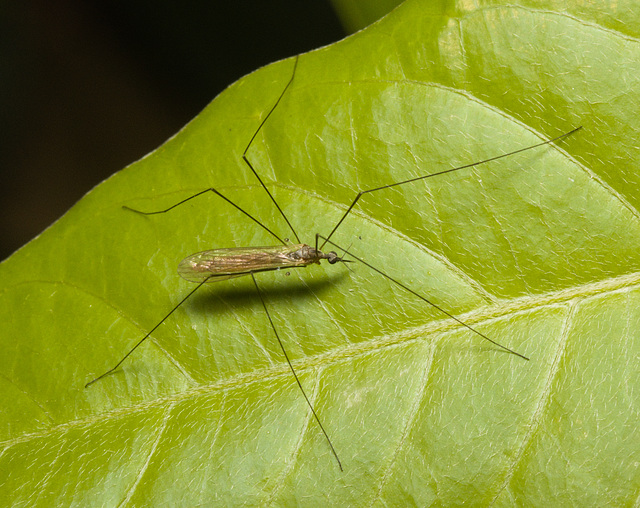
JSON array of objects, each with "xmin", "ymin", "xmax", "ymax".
[{"xmin": 85, "ymin": 55, "xmax": 581, "ymax": 471}]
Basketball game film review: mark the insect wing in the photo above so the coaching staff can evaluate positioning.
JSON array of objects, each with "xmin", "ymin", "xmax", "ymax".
[{"xmin": 177, "ymin": 245, "xmax": 307, "ymax": 283}]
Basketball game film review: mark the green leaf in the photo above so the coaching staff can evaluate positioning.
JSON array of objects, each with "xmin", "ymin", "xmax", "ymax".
[{"xmin": 2, "ymin": 0, "xmax": 639, "ymax": 505}]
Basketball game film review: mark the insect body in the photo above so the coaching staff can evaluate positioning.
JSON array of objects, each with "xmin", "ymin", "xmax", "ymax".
[{"xmin": 178, "ymin": 244, "xmax": 344, "ymax": 283}]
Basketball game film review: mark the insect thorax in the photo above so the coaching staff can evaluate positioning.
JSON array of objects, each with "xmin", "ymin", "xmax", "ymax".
[{"xmin": 289, "ymin": 244, "xmax": 340, "ymax": 265}]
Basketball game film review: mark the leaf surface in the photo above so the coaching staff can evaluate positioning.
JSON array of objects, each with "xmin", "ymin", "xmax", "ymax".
[{"xmin": 1, "ymin": 1, "xmax": 639, "ymax": 505}]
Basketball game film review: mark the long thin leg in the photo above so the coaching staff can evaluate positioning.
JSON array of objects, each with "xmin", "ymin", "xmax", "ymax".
[
  {"xmin": 123, "ymin": 186, "xmax": 287, "ymax": 246},
  {"xmin": 85, "ymin": 277, "xmax": 212, "ymax": 388},
  {"xmin": 320, "ymin": 126, "xmax": 582, "ymax": 249},
  {"xmin": 242, "ymin": 56, "xmax": 301, "ymax": 244},
  {"xmin": 318, "ymin": 234, "xmax": 529, "ymax": 361},
  {"xmin": 250, "ymin": 272, "xmax": 343, "ymax": 471},
  {"xmin": 123, "ymin": 58, "xmax": 303, "ymax": 247}
]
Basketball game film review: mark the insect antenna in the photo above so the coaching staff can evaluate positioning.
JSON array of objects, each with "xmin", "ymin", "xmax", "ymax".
[
  {"xmin": 318, "ymin": 234, "xmax": 529, "ymax": 361},
  {"xmin": 250, "ymin": 273, "xmax": 343, "ymax": 471},
  {"xmin": 320, "ymin": 126, "xmax": 583, "ymax": 249}
]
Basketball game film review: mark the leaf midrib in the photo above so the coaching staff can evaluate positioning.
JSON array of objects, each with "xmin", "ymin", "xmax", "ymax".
[{"xmin": 3, "ymin": 266, "xmax": 636, "ymax": 453}]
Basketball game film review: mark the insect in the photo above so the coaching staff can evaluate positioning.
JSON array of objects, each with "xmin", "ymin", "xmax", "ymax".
[{"xmin": 85, "ymin": 55, "xmax": 581, "ymax": 471}]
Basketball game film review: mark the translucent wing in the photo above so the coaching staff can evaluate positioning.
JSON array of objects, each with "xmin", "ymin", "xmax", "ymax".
[{"xmin": 177, "ymin": 244, "xmax": 312, "ymax": 283}]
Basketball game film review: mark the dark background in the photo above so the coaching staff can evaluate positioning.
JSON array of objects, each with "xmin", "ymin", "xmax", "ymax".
[{"xmin": 1, "ymin": 1, "xmax": 345, "ymax": 260}]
